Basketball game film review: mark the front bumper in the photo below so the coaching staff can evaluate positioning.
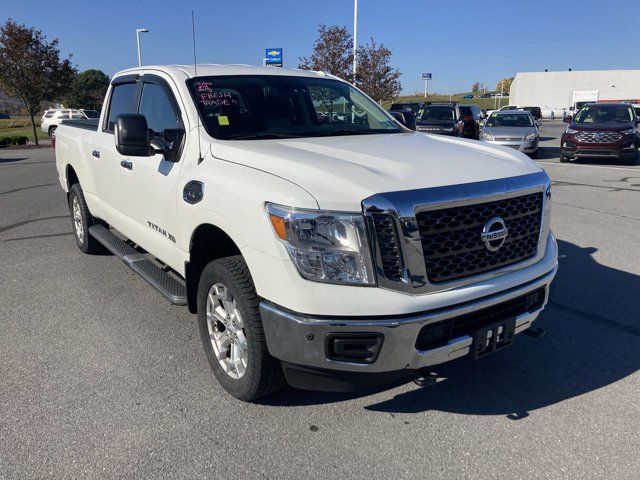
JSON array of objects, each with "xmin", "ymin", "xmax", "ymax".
[
  {"xmin": 561, "ymin": 142, "xmax": 637, "ymax": 160},
  {"xmin": 261, "ymin": 230, "xmax": 557, "ymax": 392},
  {"xmin": 482, "ymin": 138, "xmax": 538, "ymax": 153}
]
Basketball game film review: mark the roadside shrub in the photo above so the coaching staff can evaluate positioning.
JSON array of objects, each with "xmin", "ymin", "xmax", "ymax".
[{"xmin": 0, "ymin": 135, "xmax": 30, "ymax": 147}]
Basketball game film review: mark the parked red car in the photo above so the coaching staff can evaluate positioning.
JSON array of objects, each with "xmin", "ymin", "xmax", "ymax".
[{"xmin": 560, "ymin": 103, "xmax": 639, "ymax": 164}]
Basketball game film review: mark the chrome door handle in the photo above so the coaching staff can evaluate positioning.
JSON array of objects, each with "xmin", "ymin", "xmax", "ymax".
[
  {"xmin": 120, "ymin": 160, "xmax": 133, "ymax": 170},
  {"xmin": 92, "ymin": 150, "xmax": 100, "ymax": 158}
]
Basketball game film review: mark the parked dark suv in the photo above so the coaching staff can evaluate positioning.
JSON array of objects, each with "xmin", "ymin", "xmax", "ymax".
[
  {"xmin": 458, "ymin": 104, "xmax": 484, "ymax": 139},
  {"xmin": 415, "ymin": 103, "xmax": 463, "ymax": 136},
  {"xmin": 521, "ymin": 106, "xmax": 542, "ymax": 120},
  {"xmin": 560, "ymin": 103, "xmax": 639, "ymax": 163},
  {"xmin": 390, "ymin": 102, "xmax": 422, "ymax": 115}
]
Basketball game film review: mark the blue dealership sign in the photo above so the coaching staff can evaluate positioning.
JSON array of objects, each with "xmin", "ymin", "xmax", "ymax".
[
  {"xmin": 422, "ymin": 73, "xmax": 432, "ymax": 80},
  {"xmin": 265, "ymin": 48, "xmax": 283, "ymax": 67}
]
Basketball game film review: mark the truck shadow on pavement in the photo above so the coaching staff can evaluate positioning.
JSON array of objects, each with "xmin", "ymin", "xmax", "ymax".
[{"xmin": 263, "ymin": 240, "xmax": 640, "ymax": 416}]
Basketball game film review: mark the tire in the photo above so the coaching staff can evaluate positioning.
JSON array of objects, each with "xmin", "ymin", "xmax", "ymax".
[
  {"xmin": 197, "ymin": 255, "xmax": 284, "ymax": 401},
  {"xmin": 529, "ymin": 149, "xmax": 538, "ymax": 159},
  {"xmin": 68, "ymin": 184, "xmax": 104, "ymax": 254},
  {"xmin": 559, "ymin": 152, "xmax": 569, "ymax": 163},
  {"xmin": 49, "ymin": 126, "xmax": 57, "ymax": 137}
]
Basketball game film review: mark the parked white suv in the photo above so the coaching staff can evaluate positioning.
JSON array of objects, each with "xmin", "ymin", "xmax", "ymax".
[
  {"xmin": 41, "ymin": 109, "xmax": 100, "ymax": 136},
  {"xmin": 54, "ymin": 65, "xmax": 557, "ymax": 401}
]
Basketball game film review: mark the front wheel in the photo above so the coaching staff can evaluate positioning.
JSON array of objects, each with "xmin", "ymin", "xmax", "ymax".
[
  {"xmin": 559, "ymin": 152, "xmax": 569, "ymax": 163},
  {"xmin": 49, "ymin": 126, "xmax": 57, "ymax": 137},
  {"xmin": 197, "ymin": 256, "xmax": 284, "ymax": 401}
]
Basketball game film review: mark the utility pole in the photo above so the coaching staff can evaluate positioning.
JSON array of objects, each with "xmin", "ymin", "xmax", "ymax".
[
  {"xmin": 353, "ymin": 0, "xmax": 358, "ymax": 84},
  {"xmin": 136, "ymin": 28, "xmax": 149, "ymax": 67}
]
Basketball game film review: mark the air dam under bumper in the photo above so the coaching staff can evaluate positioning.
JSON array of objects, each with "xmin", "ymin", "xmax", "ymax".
[{"xmin": 260, "ymin": 265, "xmax": 557, "ymax": 392}]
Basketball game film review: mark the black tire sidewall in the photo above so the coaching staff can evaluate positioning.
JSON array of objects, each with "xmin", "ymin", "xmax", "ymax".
[
  {"xmin": 196, "ymin": 257, "xmax": 276, "ymax": 400},
  {"xmin": 68, "ymin": 185, "xmax": 90, "ymax": 253}
]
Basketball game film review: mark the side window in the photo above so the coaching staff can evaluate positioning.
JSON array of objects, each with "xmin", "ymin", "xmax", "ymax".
[
  {"xmin": 70, "ymin": 111, "xmax": 83, "ymax": 119},
  {"xmin": 138, "ymin": 82, "xmax": 182, "ymax": 135},
  {"xmin": 106, "ymin": 82, "xmax": 138, "ymax": 131}
]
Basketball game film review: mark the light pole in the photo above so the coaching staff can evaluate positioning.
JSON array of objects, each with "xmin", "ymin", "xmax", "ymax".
[
  {"xmin": 353, "ymin": 0, "xmax": 358, "ymax": 84},
  {"xmin": 136, "ymin": 28, "xmax": 149, "ymax": 67}
]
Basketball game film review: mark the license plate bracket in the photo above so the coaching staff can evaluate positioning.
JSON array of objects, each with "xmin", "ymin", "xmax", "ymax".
[{"xmin": 473, "ymin": 318, "xmax": 516, "ymax": 359}]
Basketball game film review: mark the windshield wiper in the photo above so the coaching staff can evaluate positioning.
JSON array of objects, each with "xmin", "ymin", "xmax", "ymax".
[
  {"xmin": 229, "ymin": 133, "xmax": 303, "ymax": 140},
  {"xmin": 309, "ymin": 129, "xmax": 387, "ymax": 137}
]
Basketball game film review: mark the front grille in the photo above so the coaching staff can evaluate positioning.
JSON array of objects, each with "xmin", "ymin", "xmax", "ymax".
[
  {"xmin": 493, "ymin": 136, "xmax": 523, "ymax": 141},
  {"xmin": 575, "ymin": 131, "xmax": 622, "ymax": 143},
  {"xmin": 416, "ymin": 192, "xmax": 543, "ymax": 283},
  {"xmin": 370, "ymin": 214, "xmax": 403, "ymax": 281},
  {"xmin": 415, "ymin": 287, "xmax": 546, "ymax": 350}
]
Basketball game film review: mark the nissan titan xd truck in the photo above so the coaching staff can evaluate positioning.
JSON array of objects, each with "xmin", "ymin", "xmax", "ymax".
[{"xmin": 54, "ymin": 65, "xmax": 557, "ymax": 401}]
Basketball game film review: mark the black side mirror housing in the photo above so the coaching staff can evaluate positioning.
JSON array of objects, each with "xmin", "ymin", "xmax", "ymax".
[
  {"xmin": 115, "ymin": 114, "xmax": 152, "ymax": 156},
  {"xmin": 390, "ymin": 111, "xmax": 417, "ymax": 131}
]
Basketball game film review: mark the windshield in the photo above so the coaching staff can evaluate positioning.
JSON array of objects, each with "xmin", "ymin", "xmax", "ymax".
[
  {"xmin": 486, "ymin": 113, "xmax": 533, "ymax": 128},
  {"xmin": 187, "ymin": 75, "xmax": 401, "ymax": 140},
  {"xmin": 574, "ymin": 105, "xmax": 634, "ymax": 124},
  {"xmin": 417, "ymin": 106, "xmax": 454, "ymax": 122}
]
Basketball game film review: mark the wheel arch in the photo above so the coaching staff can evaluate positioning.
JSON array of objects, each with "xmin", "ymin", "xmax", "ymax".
[
  {"xmin": 66, "ymin": 164, "xmax": 79, "ymax": 191},
  {"xmin": 185, "ymin": 223, "xmax": 243, "ymax": 313}
]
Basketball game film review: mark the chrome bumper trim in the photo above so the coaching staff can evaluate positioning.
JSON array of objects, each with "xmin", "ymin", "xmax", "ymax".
[{"xmin": 260, "ymin": 264, "xmax": 557, "ymax": 373}]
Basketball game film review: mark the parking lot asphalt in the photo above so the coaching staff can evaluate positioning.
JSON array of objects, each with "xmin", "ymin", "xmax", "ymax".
[{"xmin": 1, "ymin": 126, "xmax": 639, "ymax": 479}]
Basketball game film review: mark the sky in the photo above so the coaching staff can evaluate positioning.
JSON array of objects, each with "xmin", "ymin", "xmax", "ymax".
[{"xmin": 4, "ymin": 0, "xmax": 639, "ymax": 94}]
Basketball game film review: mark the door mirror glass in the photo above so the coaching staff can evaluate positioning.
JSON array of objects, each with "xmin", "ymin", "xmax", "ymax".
[{"xmin": 114, "ymin": 114, "xmax": 152, "ymax": 156}]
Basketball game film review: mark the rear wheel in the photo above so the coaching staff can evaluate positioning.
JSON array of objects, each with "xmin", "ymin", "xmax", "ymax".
[
  {"xmin": 197, "ymin": 255, "xmax": 284, "ymax": 401},
  {"xmin": 68, "ymin": 184, "xmax": 104, "ymax": 254}
]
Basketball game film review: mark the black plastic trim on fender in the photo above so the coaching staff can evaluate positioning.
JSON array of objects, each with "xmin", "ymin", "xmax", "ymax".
[{"xmin": 88, "ymin": 225, "xmax": 187, "ymax": 305}]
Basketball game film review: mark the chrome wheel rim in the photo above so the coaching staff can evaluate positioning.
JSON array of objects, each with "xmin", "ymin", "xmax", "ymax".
[
  {"xmin": 72, "ymin": 196, "xmax": 84, "ymax": 243},
  {"xmin": 206, "ymin": 283, "xmax": 248, "ymax": 379}
]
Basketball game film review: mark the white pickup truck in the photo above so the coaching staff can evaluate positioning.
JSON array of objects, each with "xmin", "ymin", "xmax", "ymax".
[{"xmin": 55, "ymin": 65, "xmax": 557, "ymax": 401}]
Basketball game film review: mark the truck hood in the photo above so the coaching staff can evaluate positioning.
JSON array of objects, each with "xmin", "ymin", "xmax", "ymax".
[{"xmin": 211, "ymin": 131, "xmax": 543, "ymax": 211}]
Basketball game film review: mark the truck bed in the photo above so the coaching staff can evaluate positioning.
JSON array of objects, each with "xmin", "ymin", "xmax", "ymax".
[{"xmin": 60, "ymin": 118, "xmax": 99, "ymax": 131}]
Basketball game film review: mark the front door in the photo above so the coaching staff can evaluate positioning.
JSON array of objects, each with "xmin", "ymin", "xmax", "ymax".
[{"xmin": 118, "ymin": 73, "xmax": 187, "ymax": 271}]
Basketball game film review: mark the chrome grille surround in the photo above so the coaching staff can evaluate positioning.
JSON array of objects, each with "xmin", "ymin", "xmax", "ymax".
[
  {"xmin": 363, "ymin": 171, "xmax": 551, "ymax": 294},
  {"xmin": 575, "ymin": 131, "xmax": 622, "ymax": 143}
]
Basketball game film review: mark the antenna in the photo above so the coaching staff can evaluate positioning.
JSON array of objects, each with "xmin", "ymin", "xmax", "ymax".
[{"xmin": 192, "ymin": 10, "xmax": 203, "ymax": 164}]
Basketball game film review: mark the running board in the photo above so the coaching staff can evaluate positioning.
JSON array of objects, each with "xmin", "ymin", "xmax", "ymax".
[{"xmin": 88, "ymin": 225, "xmax": 187, "ymax": 305}]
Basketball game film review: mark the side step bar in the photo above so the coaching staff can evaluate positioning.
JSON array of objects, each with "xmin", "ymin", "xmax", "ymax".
[{"xmin": 88, "ymin": 225, "xmax": 188, "ymax": 305}]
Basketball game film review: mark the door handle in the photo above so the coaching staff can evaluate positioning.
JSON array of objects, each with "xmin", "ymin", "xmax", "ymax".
[
  {"xmin": 92, "ymin": 150, "xmax": 100, "ymax": 158},
  {"xmin": 120, "ymin": 160, "xmax": 133, "ymax": 170}
]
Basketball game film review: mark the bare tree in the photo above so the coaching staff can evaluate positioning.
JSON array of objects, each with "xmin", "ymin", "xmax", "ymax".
[
  {"xmin": 356, "ymin": 38, "xmax": 402, "ymax": 102},
  {"xmin": 0, "ymin": 19, "xmax": 76, "ymax": 144},
  {"xmin": 471, "ymin": 82, "xmax": 481, "ymax": 93},
  {"xmin": 299, "ymin": 25, "xmax": 402, "ymax": 102},
  {"xmin": 298, "ymin": 25, "xmax": 353, "ymax": 81}
]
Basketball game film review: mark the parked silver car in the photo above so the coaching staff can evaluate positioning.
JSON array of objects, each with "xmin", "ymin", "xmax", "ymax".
[{"xmin": 480, "ymin": 110, "xmax": 539, "ymax": 158}]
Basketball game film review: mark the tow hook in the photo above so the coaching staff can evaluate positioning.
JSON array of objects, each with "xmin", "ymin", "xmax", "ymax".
[
  {"xmin": 413, "ymin": 370, "xmax": 439, "ymax": 387},
  {"xmin": 523, "ymin": 327, "xmax": 547, "ymax": 338}
]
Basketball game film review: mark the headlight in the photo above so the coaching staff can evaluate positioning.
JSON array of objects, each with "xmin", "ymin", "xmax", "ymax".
[
  {"xmin": 565, "ymin": 128, "xmax": 579, "ymax": 134},
  {"xmin": 621, "ymin": 128, "xmax": 637, "ymax": 135},
  {"xmin": 525, "ymin": 132, "xmax": 538, "ymax": 140},
  {"xmin": 481, "ymin": 131, "xmax": 494, "ymax": 140},
  {"xmin": 266, "ymin": 203, "xmax": 374, "ymax": 285}
]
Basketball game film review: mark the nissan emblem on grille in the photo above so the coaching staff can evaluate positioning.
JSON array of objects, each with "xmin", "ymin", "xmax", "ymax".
[{"xmin": 480, "ymin": 217, "xmax": 509, "ymax": 252}]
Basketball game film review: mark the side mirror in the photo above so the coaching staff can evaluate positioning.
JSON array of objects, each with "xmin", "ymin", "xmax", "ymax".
[
  {"xmin": 563, "ymin": 115, "xmax": 572, "ymax": 123},
  {"xmin": 115, "ymin": 114, "xmax": 152, "ymax": 156},
  {"xmin": 390, "ymin": 111, "xmax": 416, "ymax": 131}
]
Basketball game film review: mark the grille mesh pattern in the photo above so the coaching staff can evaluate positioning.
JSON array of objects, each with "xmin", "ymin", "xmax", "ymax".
[
  {"xmin": 575, "ymin": 131, "xmax": 622, "ymax": 143},
  {"xmin": 371, "ymin": 214, "xmax": 403, "ymax": 281},
  {"xmin": 416, "ymin": 192, "xmax": 543, "ymax": 283}
]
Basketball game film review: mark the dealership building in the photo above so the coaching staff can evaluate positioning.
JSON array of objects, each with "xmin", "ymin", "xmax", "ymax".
[{"xmin": 509, "ymin": 69, "xmax": 640, "ymax": 118}]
